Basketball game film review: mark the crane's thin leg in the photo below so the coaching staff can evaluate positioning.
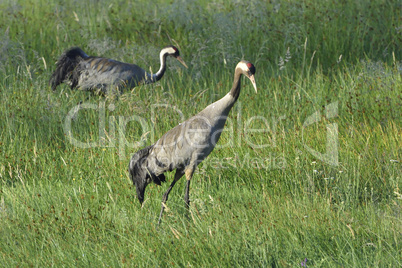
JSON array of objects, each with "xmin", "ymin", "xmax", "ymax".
[
  {"xmin": 158, "ymin": 170, "xmax": 184, "ymax": 225},
  {"xmin": 184, "ymin": 168, "xmax": 195, "ymax": 210},
  {"xmin": 184, "ymin": 180, "xmax": 191, "ymax": 209}
]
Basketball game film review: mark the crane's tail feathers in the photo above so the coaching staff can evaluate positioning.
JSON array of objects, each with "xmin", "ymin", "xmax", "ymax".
[
  {"xmin": 49, "ymin": 47, "xmax": 88, "ymax": 91},
  {"xmin": 129, "ymin": 145, "xmax": 165, "ymax": 204},
  {"xmin": 152, "ymin": 173, "xmax": 166, "ymax": 185}
]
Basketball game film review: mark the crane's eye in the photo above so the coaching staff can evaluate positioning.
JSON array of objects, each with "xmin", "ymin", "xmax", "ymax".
[{"xmin": 247, "ymin": 64, "xmax": 256, "ymax": 75}]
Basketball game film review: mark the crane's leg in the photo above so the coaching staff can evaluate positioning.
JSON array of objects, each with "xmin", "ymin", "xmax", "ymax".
[
  {"xmin": 158, "ymin": 170, "xmax": 184, "ymax": 225},
  {"xmin": 184, "ymin": 168, "xmax": 195, "ymax": 210}
]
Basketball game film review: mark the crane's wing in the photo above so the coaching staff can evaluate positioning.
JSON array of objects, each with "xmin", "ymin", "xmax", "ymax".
[
  {"xmin": 78, "ymin": 57, "xmax": 147, "ymax": 90},
  {"xmin": 148, "ymin": 116, "xmax": 218, "ymax": 176}
]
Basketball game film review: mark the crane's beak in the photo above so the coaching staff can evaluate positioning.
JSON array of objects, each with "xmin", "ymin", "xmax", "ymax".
[
  {"xmin": 176, "ymin": 56, "xmax": 188, "ymax": 69},
  {"xmin": 249, "ymin": 74, "xmax": 257, "ymax": 93}
]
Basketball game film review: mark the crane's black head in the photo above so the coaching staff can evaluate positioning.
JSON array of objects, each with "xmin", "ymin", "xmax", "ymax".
[
  {"xmin": 246, "ymin": 62, "xmax": 256, "ymax": 75},
  {"xmin": 162, "ymin": 45, "xmax": 180, "ymax": 57},
  {"xmin": 237, "ymin": 60, "xmax": 257, "ymax": 93},
  {"xmin": 161, "ymin": 45, "xmax": 188, "ymax": 68}
]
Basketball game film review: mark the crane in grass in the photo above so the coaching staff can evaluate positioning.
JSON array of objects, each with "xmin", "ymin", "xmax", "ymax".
[
  {"xmin": 49, "ymin": 45, "xmax": 188, "ymax": 94},
  {"xmin": 128, "ymin": 60, "xmax": 257, "ymax": 224}
]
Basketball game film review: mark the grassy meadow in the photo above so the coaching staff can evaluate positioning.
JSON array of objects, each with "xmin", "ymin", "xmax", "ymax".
[{"xmin": 0, "ymin": 0, "xmax": 401, "ymax": 266}]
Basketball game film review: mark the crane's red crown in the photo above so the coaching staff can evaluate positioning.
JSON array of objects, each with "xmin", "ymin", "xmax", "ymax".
[{"xmin": 247, "ymin": 62, "xmax": 256, "ymax": 75}]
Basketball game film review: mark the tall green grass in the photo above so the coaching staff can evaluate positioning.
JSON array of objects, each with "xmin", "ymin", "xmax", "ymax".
[{"xmin": 0, "ymin": 0, "xmax": 401, "ymax": 266}]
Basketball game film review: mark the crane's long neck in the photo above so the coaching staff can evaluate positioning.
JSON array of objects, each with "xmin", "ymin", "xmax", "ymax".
[
  {"xmin": 150, "ymin": 52, "xmax": 168, "ymax": 82},
  {"xmin": 201, "ymin": 67, "xmax": 243, "ymax": 119},
  {"xmin": 228, "ymin": 67, "xmax": 243, "ymax": 104},
  {"xmin": 194, "ymin": 67, "xmax": 242, "ymax": 145}
]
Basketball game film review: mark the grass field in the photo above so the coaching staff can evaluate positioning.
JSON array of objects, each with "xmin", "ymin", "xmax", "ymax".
[{"xmin": 0, "ymin": 0, "xmax": 401, "ymax": 266}]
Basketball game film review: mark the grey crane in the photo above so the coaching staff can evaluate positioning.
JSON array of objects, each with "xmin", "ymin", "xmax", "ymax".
[
  {"xmin": 49, "ymin": 45, "xmax": 188, "ymax": 94},
  {"xmin": 128, "ymin": 60, "xmax": 257, "ymax": 224}
]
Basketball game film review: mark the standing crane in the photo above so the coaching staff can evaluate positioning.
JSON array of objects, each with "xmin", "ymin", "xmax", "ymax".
[
  {"xmin": 49, "ymin": 45, "xmax": 188, "ymax": 94},
  {"xmin": 128, "ymin": 60, "xmax": 257, "ymax": 224}
]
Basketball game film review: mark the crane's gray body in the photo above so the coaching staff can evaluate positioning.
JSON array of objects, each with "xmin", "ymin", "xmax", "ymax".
[
  {"xmin": 146, "ymin": 93, "xmax": 235, "ymax": 176},
  {"xmin": 49, "ymin": 46, "xmax": 185, "ymax": 93},
  {"xmin": 77, "ymin": 57, "xmax": 152, "ymax": 91},
  {"xmin": 128, "ymin": 60, "xmax": 256, "ymax": 224}
]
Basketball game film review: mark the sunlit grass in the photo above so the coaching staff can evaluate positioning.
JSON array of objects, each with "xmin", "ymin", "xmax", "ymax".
[{"xmin": 0, "ymin": 0, "xmax": 401, "ymax": 266}]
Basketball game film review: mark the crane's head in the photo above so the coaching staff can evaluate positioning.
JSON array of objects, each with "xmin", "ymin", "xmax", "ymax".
[
  {"xmin": 161, "ymin": 45, "xmax": 188, "ymax": 68},
  {"xmin": 237, "ymin": 60, "xmax": 257, "ymax": 93}
]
